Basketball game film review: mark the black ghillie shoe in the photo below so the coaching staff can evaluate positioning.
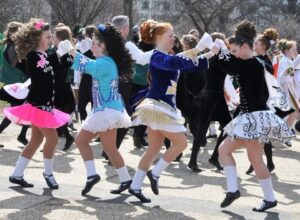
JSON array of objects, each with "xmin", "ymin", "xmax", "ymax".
[
  {"xmin": 267, "ymin": 164, "xmax": 275, "ymax": 173},
  {"xmin": 147, "ymin": 170, "xmax": 159, "ymax": 195},
  {"xmin": 246, "ymin": 165, "xmax": 254, "ymax": 175},
  {"xmin": 110, "ymin": 180, "xmax": 132, "ymax": 194},
  {"xmin": 63, "ymin": 136, "xmax": 74, "ymax": 151},
  {"xmin": 43, "ymin": 173, "xmax": 59, "ymax": 189},
  {"xmin": 81, "ymin": 174, "xmax": 101, "ymax": 195},
  {"xmin": 17, "ymin": 135, "xmax": 28, "ymax": 146},
  {"xmin": 9, "ymin": 176, "xmax": 34, "ymax": 188},
  {"xmin": 128, "ymin": 188, "xmax": 151, "ymax": 203},
  {"xmin": 174, "ymin": 153, "xmax": 183, "ymax": 162},
  {"xmin": 209, "ymin": 158, "xmax": 223, "ymax": 171},
  {"xmin": 188, "ymin": 163, "xmax": 202, "ymax": 173},
  {"xmin": 206, "ymin": 134, "xmax": 217, "ymax": 139},
  {"xmin": 220, "ymin": 190, "xmax": 241, "ymax": 208},
  {"xmin": 252, "ymin": 200, "xmax": 277, "ymax": 212}
]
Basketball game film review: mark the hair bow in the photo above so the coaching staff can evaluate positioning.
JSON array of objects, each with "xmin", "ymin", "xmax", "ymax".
[
  {"xmin": 98, "ymin": 24, "xmax": 106, "ymax": 33},
  {"xmin": 34, "ymin": 20, "xmax": 45, "ymax": 30}
]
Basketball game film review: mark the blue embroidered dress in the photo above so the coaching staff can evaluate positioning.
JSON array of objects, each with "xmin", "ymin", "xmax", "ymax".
[
  {"xmin": 132, "ymin": 50, "xmax": 208, "ymax": 133},
  {"xmin": 72, "ymin": 53, "xmax": 132, "ymax": 133}
]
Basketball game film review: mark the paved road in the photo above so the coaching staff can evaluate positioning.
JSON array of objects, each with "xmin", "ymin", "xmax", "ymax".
[{"xmin": 0, "ymin": 118, "xmax": 299, "ymax": 219}]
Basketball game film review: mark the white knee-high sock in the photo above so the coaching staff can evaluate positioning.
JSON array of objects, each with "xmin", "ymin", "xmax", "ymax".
[
  {"xmin": 223, "ymin": 165, "xmax": 238, "ymax": 192},
  {"xmin": 152, "ymin": 158, "xmax": 169, "ymax": 178},
  {"xmin": 116, "ymin": 166, "xmax": 131, "ymax": 183},
  {"xmin": 130, "ymin": 169, "xmax": 146, "ymax": 190},
  {"xmin": 12, "ymin": 156, "xmax": 30, "ymax": 177},
  {"xmin": 258, "ymin": 177, "xmax": 276, "ymax": 202},
  {"xmin": 84, "ymin": 160, "xmax": 97, "ymax": 178},
  {"xmin": 44, "ymin": 158, "xmax": 53, "ymax": 176}
]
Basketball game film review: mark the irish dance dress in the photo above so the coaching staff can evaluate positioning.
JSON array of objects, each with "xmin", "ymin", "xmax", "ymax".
[
  {"xmin": 213, "ymin": 49, "xmax": 295, "ymax": 142},
  {"xmin": 3, "ymin": 51, "xmax": 70, "ymax": 128},
  {"xmin": 71, "ymin": 52, "xmax": 132, "ymax": 133},
  {"xmin": 132, "ymin": 50, "xmax": 209, "ymax": 133}
]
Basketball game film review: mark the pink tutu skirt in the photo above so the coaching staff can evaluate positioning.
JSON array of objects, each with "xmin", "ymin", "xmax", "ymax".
[{"xmin": 3, "ymin": 103, "xmax": 70, "ymax": 128}]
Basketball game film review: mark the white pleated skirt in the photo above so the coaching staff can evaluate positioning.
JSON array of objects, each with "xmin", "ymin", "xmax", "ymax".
[{"xmin": 82, "ymin": 108, "xmax": 132, "ymax": 133}]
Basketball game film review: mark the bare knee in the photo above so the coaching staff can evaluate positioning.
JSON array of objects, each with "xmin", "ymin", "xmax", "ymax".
[
  {"xmin": 49, "ymin": 135, "xmax": 58, "ymax": 145},
  {"xmin": 181, "ymin": 138, "xmax": 188, "ymax": 149},
  {"xmin": 218, "ymin": 144, "xmax": 228, "ymax": 157},
  {"xmin": 75, "ymin": 135, "xmax": 84, "ymax": 147},
  {"xmin": 247, "ymin": 153, "xmax": 263, "ymax": 167},
  {"xmin": 174, "ymin": 135, "xmax": 188, "ymax": 148},
  {"xmin": 28, "ymin": 136, "xmax": 44, "ymax": 147}
]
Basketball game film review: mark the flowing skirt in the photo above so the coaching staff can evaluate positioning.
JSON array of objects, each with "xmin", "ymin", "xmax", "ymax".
[
  {"xmin": 4, "ymin": 103, "xmax": 70, "ymax": 128},
  {"xmin": 224, "ymin": 110, "xmax": 295, "ymax": 143},
  {"xmin": 132, "ymin": 98, "xmax": 186, "ymax": 133}
]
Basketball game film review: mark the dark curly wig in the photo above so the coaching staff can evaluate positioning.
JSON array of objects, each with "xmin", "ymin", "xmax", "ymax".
[{"xmin": 95, "ymin": 23, "xmax": 134, "ymax": 80}]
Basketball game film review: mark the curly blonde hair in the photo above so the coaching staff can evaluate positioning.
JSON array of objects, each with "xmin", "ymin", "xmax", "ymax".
[
  {"xmin": 13, "ymin": 18, "xmax": 50, "ymax": 60},
  {"xmin": 277, "ymin": 38, "xmax": 297, "ymax": 53}
]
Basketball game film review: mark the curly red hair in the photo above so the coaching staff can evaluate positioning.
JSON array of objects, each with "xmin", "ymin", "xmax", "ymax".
[{"xmin": 140, "ymin": 19, "xmax": 173, "ymax": 44}]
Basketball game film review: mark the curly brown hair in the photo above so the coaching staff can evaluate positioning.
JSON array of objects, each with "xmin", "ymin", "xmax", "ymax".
[
  {"xmin": 3, "ymin": 21, "xmax": 23, "ymax": 44},
  {"xmin": 13, "ymin": 18, "xmax": 50, "ymax": 60},
  {"xmin": 257, "ymin": 28, "xmax": 279, "ymax": 51},
  {"xmin": 55, "ymin": 25, "xmax": 72, "ymax": 42},
  {"xmin": 234, "ymin": 20, "xmax": 256, "ymax": 48},
  {"xmin": 181, "ymin": 34, "xmax": 198, "ymax": 50}
]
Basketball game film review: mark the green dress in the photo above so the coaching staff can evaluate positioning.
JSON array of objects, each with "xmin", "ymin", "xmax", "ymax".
[{"xmin": 0, "ymin": 42, "xmax": 28, "ymax": 84}]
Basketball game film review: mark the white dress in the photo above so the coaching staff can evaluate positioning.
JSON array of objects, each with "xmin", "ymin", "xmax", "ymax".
[{"xmin": 277, "ymin": 55, "xmax": 300, "ymax": 110}]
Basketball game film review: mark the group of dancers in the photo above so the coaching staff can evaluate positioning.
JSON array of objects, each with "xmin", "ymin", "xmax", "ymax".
[{"xmin": 0, "ymin": 15, "xmax": 299, "ymax": 213}]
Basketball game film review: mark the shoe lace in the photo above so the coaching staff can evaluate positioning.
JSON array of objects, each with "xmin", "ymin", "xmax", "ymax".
[
  {"xmin": 256, "ymin": 200, "xmax": 266, "ymax": 210},
  {"xmin": 137, "ymin": 191, "xmax": 148, "ymax": 200},
  {"xmin": 47, "ymin": 175, "xmax": 58, "ymax": 186}
]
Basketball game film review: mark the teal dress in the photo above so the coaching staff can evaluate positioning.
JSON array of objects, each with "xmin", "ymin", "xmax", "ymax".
[
  {"xmin": 72, "ymin": 52, "xmax": 131, "ymax": 133},
  {"xmin": 72, "ymin": 53, "xmax": 125, "ymax": 113}
]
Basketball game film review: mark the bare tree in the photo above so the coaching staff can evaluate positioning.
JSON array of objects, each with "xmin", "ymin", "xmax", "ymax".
[
  {"xmin": 46, "ymin": 0, "xmax": 112, "ymax": 27},
  {"xmin": 15, "ymin": 0, "xmax": 51, "ymax": 22},
  {"xmin": 124, "ymin": 0, "xmax": 133, "ymax": 29},
  {"xmin": 0, "ymin": 0, "xmax": 18, "ymax": 31},
  {"xmin": 178, "ymin": 0, "xmax": 261, "ymax": 35}
]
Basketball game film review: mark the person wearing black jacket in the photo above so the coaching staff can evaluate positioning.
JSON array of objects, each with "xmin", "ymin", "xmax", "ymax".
[
  {"xmin": 51, "ymin": 25, "xmax": 76, "ymax": 151},
  {"xmin": 0, "ymin": 21, "xmax": 29, "ymax": 147}
]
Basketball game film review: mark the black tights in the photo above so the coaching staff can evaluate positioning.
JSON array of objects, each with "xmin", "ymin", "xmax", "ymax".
[{"xmin": 0, "ymin": 117, "xmax": 29, "ymax": 138}]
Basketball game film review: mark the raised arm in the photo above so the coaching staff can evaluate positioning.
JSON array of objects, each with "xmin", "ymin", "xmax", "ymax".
[
  {"xmin": 71, "ymin": 52, "xmax": 97, "ymax": 76},
  {"xmin": 151, "ymin": 51, "xmax": 209, "ymax": 73},
  {"xmin": 211, "ymin": 48, "xmax": 264, "ymax": 76},
  {"xmin": 125, "ymin": 41, "xmax": 153, "ymax": 65}
]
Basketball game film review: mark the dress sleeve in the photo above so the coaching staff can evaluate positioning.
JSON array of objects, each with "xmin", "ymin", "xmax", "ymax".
[
  {"xmin": 60, "ymin": 54, "xmax": 73, "ymax": 67},
  {"xmin": 71, "ymin": 52, "xmax": 97, "ymax": 76},
  {"xmin": 71, "ymin": 53, "xmax": 112, "ymax": 79},
  {"xmin": 212, "ymin": 48, "xmax": 263, "ymax": 75},
  {"xmin": 151, "ymin": 51, "xmax": 208, "ymax": 73},
  {"xmin": 277, "ymin": 58, "xmax": 290, "ymax": 78},
  {"xmin": 277, "ymin": 58, "xmax": 293, "ymax": 85},
  {"xmin": 48, "ymin": 53, "xmax": 73, "ymax": 68},
  {"xmin": 26, "ymin": 52, "xmax": 46, "ymax": 78},
  {"xmin": 125, "ymin": 41, "xmax": 153, "ymax": 65}
]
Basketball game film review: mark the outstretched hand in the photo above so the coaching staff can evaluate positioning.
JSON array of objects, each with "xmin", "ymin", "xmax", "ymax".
[{"xmin": 57, "ymin": 40, "xmax": 75, "ymax": 57}]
